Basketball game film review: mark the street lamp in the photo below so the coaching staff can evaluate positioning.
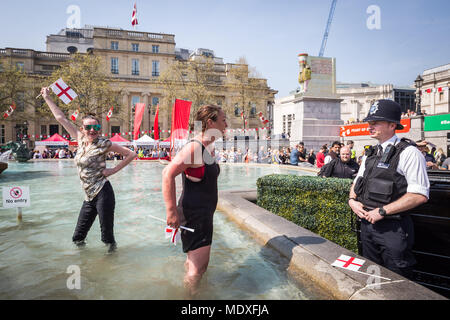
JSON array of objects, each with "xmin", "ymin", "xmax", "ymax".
[{"xmin": 414, "ymin": 75, "xmax": 424, "ymax": 115}]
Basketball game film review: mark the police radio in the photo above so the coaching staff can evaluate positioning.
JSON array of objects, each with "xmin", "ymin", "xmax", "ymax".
[{"xmin": 377, "ymin": 144, "xmax": 396, "ymax": 169}]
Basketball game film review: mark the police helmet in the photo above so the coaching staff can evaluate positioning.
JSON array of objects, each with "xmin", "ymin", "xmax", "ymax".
[{"xmin": 363, "ymin": 99, "xmax": 404, "ymax": 130}]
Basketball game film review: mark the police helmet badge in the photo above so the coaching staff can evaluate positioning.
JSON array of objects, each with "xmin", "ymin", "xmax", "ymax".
[{"xmin": 369, "ymin": 101, "xmax": 379, "ymax": 115}]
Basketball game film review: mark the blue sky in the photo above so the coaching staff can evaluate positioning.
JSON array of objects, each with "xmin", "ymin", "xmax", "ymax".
[{"xmin": 1, "ymin": 0, "xmax": 449, "ymax": 97}]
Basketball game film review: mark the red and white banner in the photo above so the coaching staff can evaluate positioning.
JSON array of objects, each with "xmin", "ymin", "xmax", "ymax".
[
  {"xmin": 131, "ymin": 3, "xmax": 138, "ymax": 27},
  {"xmin": 258, "ymin": 112, "xmax": 269, "ymax": 126},
  {"xmin": 51, "ymin": 78, "xmax": 78, "ymax": 105},
  {"xmin": 133, "ymin": 103, "xmax": 146, "ymax": 140},
  {"xmin": 340, "ymin": 118, "xmax": 411, "ymax": 137},
  {"xmin": 331, "ymin": 254, "xmax": 365, "ymax": 272},
  {"xmin": 153, "ymin": 104, "xmax": 160, "ymax": 140},
  {"xmin": 71, "ymin": 109, "xmax": 79, "ymax": 121},
  {"xmin": 165, "ymin": 226, "xmax": 180, "ymax": 246},
  {"xmin": 3, "ymin": 103, "xmax": 16, "ymax": 119},
  {"xmin": 106, "ymin": 106, "xmax": 114, "ymax": 121}
]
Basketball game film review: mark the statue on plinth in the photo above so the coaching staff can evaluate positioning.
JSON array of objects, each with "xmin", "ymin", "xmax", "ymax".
[
  {"xmin": 7, "ymin": 141, "xmax": 32, "ymax": 162},
  {"xmin": 298, "ymin": 53, "xmax": 311, "ymax": 94}
]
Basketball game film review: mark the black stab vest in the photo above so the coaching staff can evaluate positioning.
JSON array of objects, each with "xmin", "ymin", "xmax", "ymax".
[{"xmin": 354, "ymin": 138, "xmax": 414, "ymax": 210}]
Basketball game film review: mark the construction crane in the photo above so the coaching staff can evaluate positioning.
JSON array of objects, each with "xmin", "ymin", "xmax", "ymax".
[{"xmin": 318, "ymin": 0, "xmax": 337, "ymax": 57}]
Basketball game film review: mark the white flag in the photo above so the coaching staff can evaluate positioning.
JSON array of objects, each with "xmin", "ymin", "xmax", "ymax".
[
  {"xmin": 71, "ymin": 109, "xmax": 79, "ymax": 121},
  {"xmin": 3, "ymin": 103, "xmax": 16, "ymax": 119},
  {"xmin": 165, "ymin": 226, "xmax": 181, "ymax": 246},
  {"xmin": 106, "ymin": 106, "xmax": 114, "ymax": 121},
  {"xmin": 51, "ymin": 78, "xmax": 78, "ymax": 105},
  {"xmin": 332, "ymin": 254, "xmax": 365, "ymax": 272}
]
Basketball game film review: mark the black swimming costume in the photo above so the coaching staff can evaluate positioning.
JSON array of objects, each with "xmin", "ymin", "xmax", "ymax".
[{"xmin": 178, "ymin": 140, "xmax": 220, "ymax": 253}]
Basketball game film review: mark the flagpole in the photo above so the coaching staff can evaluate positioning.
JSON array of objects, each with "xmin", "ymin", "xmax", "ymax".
[
  {"xmin": 148, "ymin": 214, "xmax": 195, "ymax": 233},
  {"xmin": 333, "ymin": 266, "xmax": 392, "ymax": 281},
  {"xmin": 36, "ymin": 81, "xmax": 56, "ymax": 99}
]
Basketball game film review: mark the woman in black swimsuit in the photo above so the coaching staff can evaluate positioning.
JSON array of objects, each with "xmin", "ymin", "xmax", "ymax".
[{"xmin": 162, "ymin": 105, "xmax": 227, "ymax": 295}]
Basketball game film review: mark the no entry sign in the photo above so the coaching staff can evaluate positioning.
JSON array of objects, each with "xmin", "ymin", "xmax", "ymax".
[{"xmin": 2, "ymin": 186, "xmax": 30, "ymax": 208}]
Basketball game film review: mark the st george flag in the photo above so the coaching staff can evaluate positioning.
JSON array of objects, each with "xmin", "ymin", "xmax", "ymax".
[
  {"xmin": 165, "ymin": 226, "xmax": 181, "ymax": 246},
  {"xmin": 131, "ymin": 3, "xmax": 138, "ymax": 27},
  {"xmin": 331, "ymin": 254, "xmax": 365, "ymax": 272},
  {"xmin": 50, "ymin": 78, "xmax": 78, "ymax": 105},
  {"xmin": 106, "ymin": 106, "xmax": 114, "ymax": 121},
  {"xmin": 71, "ymin": 109, "xmax": 79, "ymax": 121},
  {"xmin": 3, "ymin": 103, "xmax": 16, "ymax": 119}
]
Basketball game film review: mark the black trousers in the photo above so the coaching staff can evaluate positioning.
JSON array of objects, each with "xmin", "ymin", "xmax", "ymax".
[
  {"xmin": 360, "ymin": 215, "xmax": 416, "ymax": 279},
  {"xmin": 72, "ymin": 181, "xmax": 116, "ymax": 244}
]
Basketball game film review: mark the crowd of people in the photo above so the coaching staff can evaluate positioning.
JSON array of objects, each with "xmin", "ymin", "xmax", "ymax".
[
  {"xmin": 30, "ymin": 146, "xmax": 170, "ymax": 161},
  {"xmin": 27, "ymin": 138, "xmax": 450, "ymax": 173},
  {"xmin": 5, "ymin": 92, "xmax": 450, "ymax": 296}
]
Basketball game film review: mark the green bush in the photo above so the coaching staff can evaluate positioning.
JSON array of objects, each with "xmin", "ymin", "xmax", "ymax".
[{"xmin": 257, "ymin": 174, "xmax": 358, "ymax": 253}]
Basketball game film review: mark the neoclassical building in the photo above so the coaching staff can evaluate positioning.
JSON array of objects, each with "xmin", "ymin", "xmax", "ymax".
[
  {"xmin": 337, "ymin": 82, "xmax": 416, "ymax": 124},
  {"xmin": 1, "ymin": 26, "xmax": 277, "ymax": 144},
  {"xmin": 420, "ymin": 63, "xmax": 450, "ymax": 115}
]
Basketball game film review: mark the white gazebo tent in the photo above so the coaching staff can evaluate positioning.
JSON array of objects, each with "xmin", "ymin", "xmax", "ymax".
[{"xmin": 133, "ymin": 134, "xmax": 156, "ymax": 146}]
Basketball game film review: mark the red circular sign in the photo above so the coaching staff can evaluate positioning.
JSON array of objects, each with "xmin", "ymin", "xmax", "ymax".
[{"xmin": 10, "ymin": 187, "xmax": 22, "ymax": 199}]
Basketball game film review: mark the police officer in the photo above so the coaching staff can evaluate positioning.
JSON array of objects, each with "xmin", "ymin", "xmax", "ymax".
[{"xmin": 348, "ymin": 99, "xmax": 430, "ymax": 279}]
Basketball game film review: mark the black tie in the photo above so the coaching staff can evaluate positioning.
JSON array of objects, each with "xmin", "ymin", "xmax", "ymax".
[{"xmin": 377, "ymin": 145, "xmax": 383, "ymax": 156}]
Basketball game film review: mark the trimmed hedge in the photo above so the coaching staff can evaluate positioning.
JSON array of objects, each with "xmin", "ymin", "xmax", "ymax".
[{"xmin": 257, "ymin": 174, "xmax": 358, "ymax": 253}]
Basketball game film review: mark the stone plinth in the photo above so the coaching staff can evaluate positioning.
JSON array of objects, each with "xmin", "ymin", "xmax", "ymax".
[{"xmin": 289, "ymin": 95, "xmax": 343, "ymax": 151}]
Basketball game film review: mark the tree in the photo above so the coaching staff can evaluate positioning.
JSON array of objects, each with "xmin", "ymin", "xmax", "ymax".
[
  {"xmin": 0, "ymin": 60, "xmax": 43, "ymax": 120},
  {"xmin": 226, "ymin": 56, "xmax": 270, "ymax": 129},
  {"xmin": 36, "ymin": 53, "xmax": 122, "ymax": 122},
  {"xmin": 159, "ymin": 57, "xmax": 220, "ymax": 127}
]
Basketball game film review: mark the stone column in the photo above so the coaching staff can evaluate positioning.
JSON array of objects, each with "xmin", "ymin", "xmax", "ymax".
[
  {"xmin": 142, "ymin": 92, "xmax": 150, "ymax": 133},
  {"xmin": 122, "ymin": 90, "xmax": 130, "ymax": 133},
  {"xmin": 162, "ymin": 107, "xmax": 169, "ymax": 139}
]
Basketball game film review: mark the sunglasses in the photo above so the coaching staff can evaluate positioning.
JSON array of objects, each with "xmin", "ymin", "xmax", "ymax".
[{"xmin": 84, "ymin": 124, "xmax": 101, "ymax": 131}]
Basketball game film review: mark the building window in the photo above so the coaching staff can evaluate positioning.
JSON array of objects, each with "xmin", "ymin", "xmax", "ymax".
[
  {"xmin": 234, "ymin": 105, "xmax": 241, "ymax": 117},
  {"xmin": 250, "ymin": 103, "xmax": 256, "ymax": 118},
  {"xmin": 16, "ymin": 62, "xmax": 24, "ymax": 71},
  {"xmin": 111, "ymin": 41, "xmax": 119, "ymax": 50},
  {"xmin": 132, "ymin": 96, "xmax": 141, "ymax": 109},
  {"xmin": 287, "ymin": 114, "xmax": 293, "ymax": 136},
  {"xmin": 152, "ymin": 97, "xmax": 159, "ymax": 115},
  {"xmin": 132, "ymin": 59, "xmax": 140, "ymax": 76},
  {"xmin": 111, "ymin": 126, "xmax": 121, "ymax": 135},
  {"xmin": 152, "ymin": 60, "xmax": 160, "ymax": 77},
  {"xmin": 1, "ymin": 125, "xmax": 5, "ymax": 144},
  {"xmin": 111, "ymin": 58, "xmax": 119, "ymax": 74},
  {"xmin": 132, "ymin": 43, "xmax": 139, "ymax": 52},
  {"xmin": 152, "ymin": 45, "xmax": 159, "ymax": 53},
  {"xmin": 49, "ymin": 124, "xmax": 59, "ymax": 136},
  {"xmin": 40, "ymin": 125, "xmax": 47, "ymax": 135},
  {"xmin": 16, "ymin": 92, "xmax": 25, "ymax": 112}
]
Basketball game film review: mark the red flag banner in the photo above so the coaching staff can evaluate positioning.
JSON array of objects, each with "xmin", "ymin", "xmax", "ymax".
[
  {"xmin": 170, "ymin": 99, "xmax": 192, "ymax": 155},
  {"xmin": 3, "ymin": 103, "xmax": 16, "ymax": 119},
  {"xmin": 131, "ymin": 3, "xmax": 138, "ymax": 27},
  {"xmin": 71, "ymin": 109, "xmax": 79, "ymax": 121},
  {"xmin": 106, "ymin": 106, "xmax": 113, "ymax": 121},
  {"xmin": 340, "ymin": 118, "xmax": 411, "ymax": 137},
  {"xmin": 153, "ymin": 104, "xmax": 160, "ymax": 140},
  {"xmin": 133, "ymin": 103, "xmax": 146, "ymax": 140}
]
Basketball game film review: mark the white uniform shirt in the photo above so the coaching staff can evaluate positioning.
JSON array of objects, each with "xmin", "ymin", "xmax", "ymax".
[{"xmin": 354, "ymin": 135, "xmax": 430, "ymax": 199}]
